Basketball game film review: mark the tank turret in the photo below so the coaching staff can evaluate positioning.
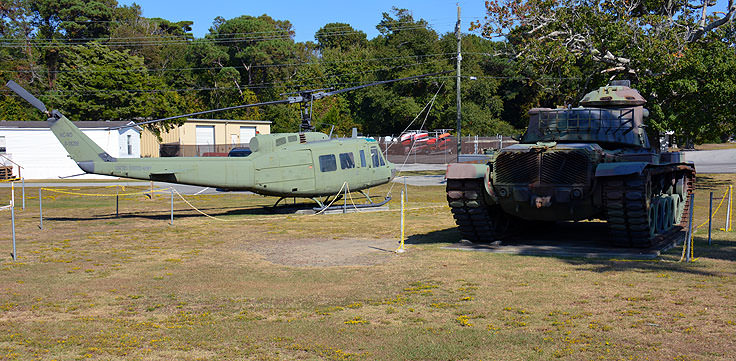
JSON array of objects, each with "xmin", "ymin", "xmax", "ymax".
[{"xmin": 580, "ymin": 80, "xmax": 646, "ymax": 107}]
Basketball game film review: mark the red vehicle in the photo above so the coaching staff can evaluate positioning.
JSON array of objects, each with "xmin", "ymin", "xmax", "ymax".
[
  {"xmin": 400, "ymin": 130, "xmax": 429, "ymax": 154},
  {"xmin": 426, "ymin": 131, "xmax": 452, "ymax": 153}
]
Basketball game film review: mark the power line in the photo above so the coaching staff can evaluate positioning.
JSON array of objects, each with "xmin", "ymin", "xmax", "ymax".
[
  {"xmin": 0, "ymin": 23, "xmax": 453, "ymax": 48},
  {"xmin": 0, "ymin": 74, "xmax": 587, "ymax": 97},
  {"xmin": 0, "ymin": 52, "xmax": 456, "ymax": 74},
  {"xmin": 1, "ymin": 58, "xmax": 454, "ymax": 95}
]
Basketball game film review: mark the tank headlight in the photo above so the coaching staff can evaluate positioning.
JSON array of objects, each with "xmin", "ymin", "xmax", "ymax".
[
  {"xmin": 499, "ymin": 188, "xmax": 508, "ymax": 197},
  {"xmin": 571, "ymin": 189, "xmax": 582, "ymax": 199}
]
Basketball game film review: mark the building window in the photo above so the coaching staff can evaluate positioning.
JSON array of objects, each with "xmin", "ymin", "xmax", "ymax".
[
  {"xmin": 339, "ymin": 152, "xmax": 355, "ymax": 169},
  {"xmin": 127, "ymin": 134, "xmax": 132, "ymax": 155},
  {"xmin": 319, "ymin": 154, "xmax": 337, "ymax": 172}
]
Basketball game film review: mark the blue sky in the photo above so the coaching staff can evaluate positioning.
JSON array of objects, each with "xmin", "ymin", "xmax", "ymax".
[{"xmin": 116, "ymin": 0, "xmax": 488, "ymax": 42}]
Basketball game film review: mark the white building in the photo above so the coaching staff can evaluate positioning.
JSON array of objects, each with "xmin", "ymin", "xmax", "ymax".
[{"xmin": 0, "ymin": 120, "xmax": 141, "ymax": 179}]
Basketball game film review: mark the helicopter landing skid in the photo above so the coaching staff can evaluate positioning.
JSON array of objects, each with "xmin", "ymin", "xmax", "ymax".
[{"xmin": 312, "ymin": 195, "xmax": 391, "ymax": 213}]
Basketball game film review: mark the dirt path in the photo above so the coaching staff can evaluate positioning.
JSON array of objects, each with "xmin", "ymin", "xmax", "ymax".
[{"xmin": 246, "ymin": 238, "xmax": 401, "ymax": 267}]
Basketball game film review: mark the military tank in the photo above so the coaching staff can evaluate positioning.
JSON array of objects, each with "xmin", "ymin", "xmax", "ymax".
[{"xmin": 446, "ymin": 80, "xmax": 695, "ymax": 248}]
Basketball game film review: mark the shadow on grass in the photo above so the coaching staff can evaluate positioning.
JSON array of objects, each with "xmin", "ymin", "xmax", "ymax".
[
  {"xmin": 562, "ymin": 255, "xmax": 721, "ymax": 276},
  {"xmin": 43, "ymin": 203, "xmax": 318, "ymax": 222},
  {"xmin": 408, "ymin": 225, "xmax": 733, "ymax": 276},
  {"xmin": 685, "ymin": 235, "xmax": 736, "ymax": 262},
  {"xmin": 694, "ymin": 174, "xmax": 734, "ymax": 191},
  {"xmin": 405, "ymin": 228, "xmax": 461, "ymax": 245}
]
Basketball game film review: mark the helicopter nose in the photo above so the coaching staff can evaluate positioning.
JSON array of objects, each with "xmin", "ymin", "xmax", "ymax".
[{"xmin": 391, "ymin": 167, "xmax": 398, "ymax": 179}]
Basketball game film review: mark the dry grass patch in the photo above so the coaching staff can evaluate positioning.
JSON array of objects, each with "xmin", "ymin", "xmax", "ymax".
[{"xmin": 0, "ymin": 178, "xmax": 734, "ymax": 360}]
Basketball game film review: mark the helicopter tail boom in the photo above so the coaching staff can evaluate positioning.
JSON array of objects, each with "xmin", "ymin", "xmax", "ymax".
[{"xmin": 48, "ymin": 112, "xmax": 117, "ymax": 165}]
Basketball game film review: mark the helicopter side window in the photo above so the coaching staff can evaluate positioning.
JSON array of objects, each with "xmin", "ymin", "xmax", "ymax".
[
  {"xmin": 318, "ymin": 154, "xmax": 337, "ymax": 172},
  {"xmin": 339, "ymin": 152, "xmax": 355, "ymax": 169},
  {"xmin": 370, "ymin": 148, "xmax": 380, "ymax": 167},
  {"xmin": 359, "ymin": 150, "xmax": 366, "ymax": 168},
  {"xmin": 378, "ymin": 151, "xmax": 385, "ymax": 166}
]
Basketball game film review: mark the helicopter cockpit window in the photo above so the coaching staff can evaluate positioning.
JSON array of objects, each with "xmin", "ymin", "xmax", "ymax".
[
  {"xmin": 276, "ymin": 137, "xmax": 287, "ymax": 146},
  {"xmin": 359, "ymin": 150, "xmax": 366, "ymax": 167},
  {"xmin": 319, "ymin": 154, "xmax": 337, "ymax": 172},
  {"xmin": 378, "ymin": 151, "xmax": 385, "ymax": 166},
  {"xmin": 339, "ymin": 152, "xmax": 355, "ymax": 169},
  {"xmin": 370, "ymin": 148, "xmax": 380, "ymax": 167}
]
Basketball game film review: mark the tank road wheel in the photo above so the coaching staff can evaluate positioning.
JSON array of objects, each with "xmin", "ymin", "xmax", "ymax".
[
  {"xmin": 670, "ymin": 195, "xmax": 681, "ymax": 226},
  {"xmin": 660, "ymin": 196, "xmax": 674, "ymax": 233},
  {"xmin": 604, "ymin": 171, "xmax": 695, "ymax": 248},
  {"xmin": 603, "ymin": 175, "xmax": 656, "ymax": 248},
  {"xmin": 446, "ymin": 179, "xmax": 512, "ymax": 242}
]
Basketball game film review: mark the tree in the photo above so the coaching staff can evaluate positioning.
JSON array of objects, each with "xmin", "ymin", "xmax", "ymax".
[
  {"xmin": 1, "ymin": 0, "xmax": 46, "ymax": 120},
  {"xmin": 315, "ymin": 22, "xmax": 367, "ymax": 50},
  {"xmin": 472, "ymin": 0, "xmax": 736, "ymax": 142},
  {"xmin": 51, "ymin": 43, "xmax": 180, "ymax": 122},
  {"xmin": 28, "ymin": 0, "xmax": 119, "ymax": 86},
  {"xmin": 642, "ymin": 26, "xmax": 736, "ymax": 143},
  {"xmin": 209, "ymin": 15, "xmax": 299, "ymax": 95}
]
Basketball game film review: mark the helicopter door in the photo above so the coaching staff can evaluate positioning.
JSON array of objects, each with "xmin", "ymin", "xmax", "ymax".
[
  {"xmin": 358, "ymin": 149, "xmax": 369, "ymax": 187},
  {"xmin": 279, "ymin": 149, "xmax": 315, "ymax": 194},
  {"xmin": 368, "ymin": 147, "xmax": 381, "ymax": 184},
  {"xmin": 254, "ymin": 150, "xmax": 314, "ymax": 194}
]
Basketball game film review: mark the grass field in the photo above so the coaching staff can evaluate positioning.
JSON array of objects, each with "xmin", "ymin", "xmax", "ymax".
[
  {"xmin": 0, "ymin": 175, "xmax": 735, "ymax": 360},
  {"xmin": 694, "ymin": 143, "xmax": 736, "ymax": 151}
]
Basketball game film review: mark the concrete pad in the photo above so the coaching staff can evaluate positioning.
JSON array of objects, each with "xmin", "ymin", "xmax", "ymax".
[
  {"xmin": 442, "ymin": 221, "xmax": 685, "ymax": 260},
  {"xmin": 682, "ymin": 149, "xmax": 736, "ymax": 173},
  {"xmin": 296, "ymin": 205, "xmax": 390, "ymax": 215},
  {"xmin": 396, "ymin": 163, "xmax": 447, "ymax": 172},
  {"xmin": 392, "ymin": 175, "xmax": 446, "ymax": 186}
]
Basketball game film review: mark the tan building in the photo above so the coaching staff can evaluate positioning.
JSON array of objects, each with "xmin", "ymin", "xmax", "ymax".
[{"xmin": 141, "ymin": 118, "xmax": 271, "ymax": 157}]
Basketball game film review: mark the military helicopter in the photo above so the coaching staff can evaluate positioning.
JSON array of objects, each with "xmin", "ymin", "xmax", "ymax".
[{"xmin": 6, "ymin": 73, "xmax": 445, "ymax": 210}]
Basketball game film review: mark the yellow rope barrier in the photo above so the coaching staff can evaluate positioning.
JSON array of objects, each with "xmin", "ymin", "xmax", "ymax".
[
  {"xmin": 40, "ymin": 187, "xmax": 171, "ymax": 197},
  {"xmin": 695, "ymin": 189, "xmax": 729, "ymax": 230},
  {"xmin": 33, "ymin": 181, "xmax": 449, "ymax": 226},
  {"xmin": 679, "ymin": 236, "xmax": 699, "ymax": 262},
  {"xmin": 171, "ymin": 188, "xmax": 240, "ymax": 222},
  {"xmin": 314, "ymin": 182, "xmax": 348, "ymax": 215}
]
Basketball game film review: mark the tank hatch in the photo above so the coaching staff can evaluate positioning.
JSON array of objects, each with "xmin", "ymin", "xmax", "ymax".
[{"xmin": 579, "ymin": 80, "xmax": 646, "ymax": 107}]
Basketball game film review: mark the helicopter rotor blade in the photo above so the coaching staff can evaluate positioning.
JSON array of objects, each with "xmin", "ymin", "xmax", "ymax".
[
  {"xmin": 5, "ymin": 80, "xmax": 49, "ymax": 114},
  {"xmin": 109, "ymin": 70, "xmax": 452, "ymax": 130},
  {"xmin": 109, "ymin": 98, "xmax": 291, "ymax": 130},
  {"xmin": 322, "ymin": 70, "xmax": 453, "ymax": 97}
]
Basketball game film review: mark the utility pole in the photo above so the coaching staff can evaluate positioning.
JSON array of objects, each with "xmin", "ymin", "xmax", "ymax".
[{"xmin": 455, "ymin": 4, "xmax": 462, "ymax": 161}]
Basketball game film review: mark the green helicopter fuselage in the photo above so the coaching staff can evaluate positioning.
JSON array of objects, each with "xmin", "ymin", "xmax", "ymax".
[{"xmin": 50, "ymin": 112, "xmax": 395, "ymax": 197}]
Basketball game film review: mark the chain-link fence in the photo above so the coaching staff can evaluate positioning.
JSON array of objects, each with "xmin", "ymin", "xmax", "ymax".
[
  {"xmin": 158, "ymin": 143, "xmax": 251, "ymax": 157},
  {"xmin": 379, "ymin": 136, "xmax": 517, "ymax": 164},
  {"xmin": 154, "ymin": 136, "xmax": 517, "ymax": 164}
]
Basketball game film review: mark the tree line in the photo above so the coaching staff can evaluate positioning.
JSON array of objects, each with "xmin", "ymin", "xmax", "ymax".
[{"xmin": 1, "ymin": 0, "xmax": 734, "ymax": 144}]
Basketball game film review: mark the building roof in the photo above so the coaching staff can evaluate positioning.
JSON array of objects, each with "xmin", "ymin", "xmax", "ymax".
[
  {"xmin": 186, "ymin": 118, "xmax": 272, "ymax": 124},
  {"xmin": 0, "ymin": 120, "xmax": 137, "ymax": 129}
]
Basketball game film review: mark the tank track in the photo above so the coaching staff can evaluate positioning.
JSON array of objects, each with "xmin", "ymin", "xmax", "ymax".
[
  {"xmin": 603, "ymin": 170, "xmax": 694, "ymax": 248},
  {"xmin": 446, "ymin": 178, "xmax": 511, "ymax": 242}
]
